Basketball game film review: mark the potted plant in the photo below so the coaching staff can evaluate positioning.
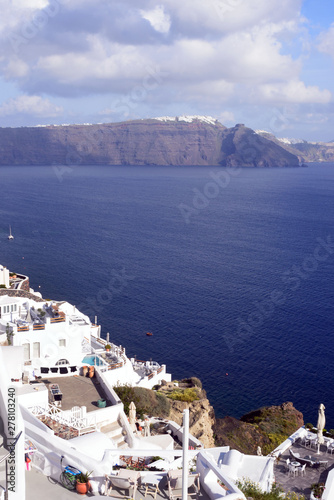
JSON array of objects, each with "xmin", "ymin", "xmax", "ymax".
[
  {"xmin": 105, "ymin": 344, "xmax": 111, "ymax": 352},
  {"xmin": 310, "ymin": 482, "xmax": 325, "ymax": 499},
  {"xmin": 75, "ymin": 471, "xmax": 92, "ymax": 494}
]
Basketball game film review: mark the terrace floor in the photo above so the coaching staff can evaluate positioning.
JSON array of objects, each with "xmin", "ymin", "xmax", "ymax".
[
  {"xmin": 275, "ymin": 439, "xmax": 334, "ymax": 497},
  {"xmin": 26, "ymin": 467, "xmax": 211, "ymax": 500},
  {"xmin": 37, "ymin": 375, "xmax": 110, "ymax": 412}
]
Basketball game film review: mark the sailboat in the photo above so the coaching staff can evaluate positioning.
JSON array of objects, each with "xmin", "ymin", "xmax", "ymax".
[{"xmin": 8, "ymin": 226, "xmax": 14, "ymax": 240}]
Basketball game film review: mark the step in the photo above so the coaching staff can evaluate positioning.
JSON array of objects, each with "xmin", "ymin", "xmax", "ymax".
[
  {"xmin": 117, "ymin": 440, "xmax": 128, "ymax": 449},
  {"xmin": 100, "ymin": 421, "xmax": 120, "ymax": 434}
]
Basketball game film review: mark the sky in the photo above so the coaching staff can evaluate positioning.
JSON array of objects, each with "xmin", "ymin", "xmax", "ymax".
[{"xmin": 1, "ymin": 0, "xmax": 334, "ymax": 140}]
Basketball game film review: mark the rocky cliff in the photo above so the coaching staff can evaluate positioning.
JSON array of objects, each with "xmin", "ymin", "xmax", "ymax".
[
  {"xmin": 0, "ymin": 118, "xmax": 301, "ymax": 167},
  {"xmin": 213, "ymin": 401, "xmax": 304, "ymax": 455},
  {"xmin": 158, "ymin": 378, "xmax": 216, "ymax": 448},
  {"xmin": 256, "ymin": 130, "xmax": 334, "ymax": 163}
]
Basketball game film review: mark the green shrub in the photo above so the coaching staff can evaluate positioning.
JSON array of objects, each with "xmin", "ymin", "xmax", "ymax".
[
  {"xmin": 182, "ymin": 377, "xmax": 202, "ymax": 389},
  {"xmin": 168, "ymin": 387, "xmax": 200, "ymax": 403},
  {"xmin": 237, "ymin": 478, "xmax": 305, "ymax": 499},
  {"xmin": 305, "ymin": 422, "xmax": 313, "ymax": 429},
  {"xmin": 113, "ymin": 385, "xmax": 170, "ymax": 418}
]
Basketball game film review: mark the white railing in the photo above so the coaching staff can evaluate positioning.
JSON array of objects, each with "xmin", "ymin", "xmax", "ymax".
[{"xmin": 29, "ymin": 403, "xmax": 98, "ymax": 435}]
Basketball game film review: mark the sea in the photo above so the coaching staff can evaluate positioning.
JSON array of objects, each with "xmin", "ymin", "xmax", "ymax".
[{"xmin": 1, "ymin": 163, "xmax": 334, "ymax": 428}]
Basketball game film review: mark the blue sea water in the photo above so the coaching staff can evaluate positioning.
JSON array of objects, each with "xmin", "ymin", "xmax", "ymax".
[{"xmin": 1, "ymin": 164, "xmax": 334, "ymax": 427}]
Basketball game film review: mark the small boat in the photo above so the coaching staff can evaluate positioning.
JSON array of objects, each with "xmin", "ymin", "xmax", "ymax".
[
  {"xmin": 8, "ymin": 225, "xmax": 14, "ymax": 240},
  {"xmin": 146, "ymin": 332, "xmax": 153, "ymax": 336}
]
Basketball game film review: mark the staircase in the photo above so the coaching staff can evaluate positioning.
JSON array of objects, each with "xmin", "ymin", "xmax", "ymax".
[{"xmin": 100, "ymin": 419, "xmax": 128, "ymax": 449}]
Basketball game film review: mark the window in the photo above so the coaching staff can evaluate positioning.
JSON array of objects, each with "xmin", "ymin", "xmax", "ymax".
[
  {"xmin": 11, "ymin": 304, "xmax": 17, "ymax": 312},
  {"xmin": 33, "ymin": 342, "xmax": 40, "ymax": 358},
  {"xmin": 23, "ymin": 343, "xmax": 30, "ymax": 361},
  {"xmin": 59, "ymin": 339, "xmax": 66, "ymax": 347}
]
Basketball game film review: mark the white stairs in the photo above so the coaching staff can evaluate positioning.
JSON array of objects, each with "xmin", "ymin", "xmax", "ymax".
[{"xmin": 100, "ymin": 420, "xmax": 128, "ymax": 449}]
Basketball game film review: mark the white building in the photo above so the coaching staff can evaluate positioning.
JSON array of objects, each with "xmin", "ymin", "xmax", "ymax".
[
  {"xmin": 0, "ymin": 266, "xmax": 9, "ymax": 289},
  {"xmin": 0, "ymin": 265, "xmax": 278, "ymax": 500}
]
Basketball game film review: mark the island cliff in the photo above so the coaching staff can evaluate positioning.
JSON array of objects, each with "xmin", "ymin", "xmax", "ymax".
[
  {"xmin": 114, "ymin": 377, "xmax": 303, "ymax": 453},
  {"xmin": 0, "ymin": 118, "xmax": 301, "ymax": 167}
]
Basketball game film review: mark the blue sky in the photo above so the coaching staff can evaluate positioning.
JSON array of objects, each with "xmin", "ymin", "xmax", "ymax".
[{"xmin": 0, "ymin": 0, "xmax": 334, "ymax": 141}]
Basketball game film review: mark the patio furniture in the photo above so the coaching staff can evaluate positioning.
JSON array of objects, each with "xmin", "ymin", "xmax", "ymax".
[
  {"xmin": 119, "ymin": 455, "xmax": 132, "ymax": 466},
  {"xmin": 105, "ymin": 469, "xmax": 140, "ymax": 499},
  {"xmin": 167, "ymin": 470, "xmax": 200, "ymax": 500},
  {"xmin": 132, "ymin": 457, "xmax": 146, "ymax": 468},
  {"xmin": 298, "ymin": 464, "xmax": 306, "ymax": 476},
  {"xmin": 289, "ymin": 449, "xmax": 301, "ymax": 461},
  {"xmin": 285, "ymin": 458, "xmax": 290, "ymax": 472},
  {"xmin": 140, "ymin": 472, "xmax": 164, "ymax": 499},
  {"xmin": 305, "ymin": 435, "xmax": 317, "ymax": 448},
  {"xmin": 289, "ymin": 462, "xmax": 300, "ymax": 477},
  {"xmin": 327, "ymin": 441, "xmax": 334, "ymax": 454},
  {"xmin": 314, "ymin": 460, "xmax": 328, "ymax": 469}
]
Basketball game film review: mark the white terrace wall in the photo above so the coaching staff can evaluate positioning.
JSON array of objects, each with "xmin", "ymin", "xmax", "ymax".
[
  {"xmin": 167, "ymin": 420, "xmax": 203, "ymax": 449},
  {"xmin": 94, "ymin": 366, "xmax": 135, "ymax": 448},
  {"xmin": 0, "ymin": 347, "xmax": 25, "ymax": 500}
]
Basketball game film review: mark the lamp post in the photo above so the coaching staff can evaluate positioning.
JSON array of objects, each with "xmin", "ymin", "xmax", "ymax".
[{"xmin": 182, "ymin": 409, "xmax": 189, "ymax": 500}]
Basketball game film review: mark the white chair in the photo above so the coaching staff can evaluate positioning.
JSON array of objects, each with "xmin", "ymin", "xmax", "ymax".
[
  {"xmin": 105, "ymin": 473, "xmax": 139, "ymax": 499},
  {"xmin": 288, "ymin": 464, "xmax": 297, "ymax": 477},
  {"xmin": 285, "ymin": 458, "xmax": 290, "ymax": 472},
  {"xmin": 167, "ymin": 471, "xmax": 200, "ymax": 500},
  {"xmin": 327, "ymin": 441, "xmax": 334, "ymax": 455},
  {"xmin": 299, "ymin": 464, "xmax": 306, "ymax": 476},
  {"xmin": 310, "ymin": 438, "xmax": 318, "ymax": 449}
]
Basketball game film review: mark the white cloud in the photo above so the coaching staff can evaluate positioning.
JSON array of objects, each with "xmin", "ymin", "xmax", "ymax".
[
  {"xmin": 317, "ymin": 23, "xmax": 334, "ymax": 59},
  {"xmin": 4, "ymin": 58, "xmax": 29, "ymax": 78},
  {"xmin": 0, "ymin": 0, "xmax": 331, "ymax": 136},
  {"xmin": 258, "ymin": 81, "xmax": 331, "ymax": 104},
  {"xmin": 140, "ymin": 5, "xmax": 171, "ymax": 34},
  {"xmin": 0, "ymin": 95, "xmax": 63, "ymax": 117},
  {"xmin": 217, "ymin": 111, "xmax": 235, "ymax": 124}
]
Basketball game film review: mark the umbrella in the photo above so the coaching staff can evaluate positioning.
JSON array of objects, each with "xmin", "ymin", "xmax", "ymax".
[
  {"xmin": 317, "ymin": 403, "xmax": 326, "ymax": 454},
  {"xmin": 129, "ymin": 401, "xmax": 136, "ymax": 431}
]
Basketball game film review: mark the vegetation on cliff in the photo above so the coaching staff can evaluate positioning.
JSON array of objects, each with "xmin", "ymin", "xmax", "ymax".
[
  {"xmin": 113, "ymin": 384, "xmax": 170, "ymax": 418},
  {"xmin": 214, "ymin": 402, "xmax": 304, "ymax": 455},
  {"xmin": 115, "ymin": 379, "xmax": 303, "ymax": 455},
  {"xmin": 115, "ymin": 377, "xmax": 215, "ymax": 448}
]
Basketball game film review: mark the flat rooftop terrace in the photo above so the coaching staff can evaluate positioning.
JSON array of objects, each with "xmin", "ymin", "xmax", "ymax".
[
  {"xmin": 38, "ymin": 375, "xmax": 110, "ymax": 412},
  {"xmin": 26, "ymin": 467, "xmax": 211, "ymax": 500},
  {"xmin": 275, "ymin": 439, "xmax": 334, "ymax": 497}
]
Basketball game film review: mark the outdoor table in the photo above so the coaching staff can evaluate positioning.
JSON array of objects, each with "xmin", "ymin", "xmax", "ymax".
[
  {"xmin": 290, "ymin": 461, "xmax": 301, "ymax": 467},
  {"xmin": 140, "ymin": 472, "xmax": 164, "ymax": 499}
]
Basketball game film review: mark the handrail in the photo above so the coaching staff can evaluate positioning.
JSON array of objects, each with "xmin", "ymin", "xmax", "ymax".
[
  {"xmin": 50, "ymin": 317, "xmax": 65, "ymax": 323},
  {"xmin": 108, "ymin": 362, "xmax": 123, "ymax": 370},
  {"xmin": 33, "ymin": 324, "xmax": 45, "ymax": 330}
]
